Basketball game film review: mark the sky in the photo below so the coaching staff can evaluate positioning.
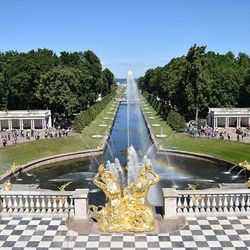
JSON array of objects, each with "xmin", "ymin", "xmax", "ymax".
[{"xmin": 1, "ymin": 0, "xmax": 250, "ymax": 78}]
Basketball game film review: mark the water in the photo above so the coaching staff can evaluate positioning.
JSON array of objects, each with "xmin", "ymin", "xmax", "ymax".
[
  {"xmin": 8, "ymin": 72, "xmax": 246, "ymax": 206},
  {"xmin": 103, "ymin": 103, "xmax": 152, "ymax": 166}
]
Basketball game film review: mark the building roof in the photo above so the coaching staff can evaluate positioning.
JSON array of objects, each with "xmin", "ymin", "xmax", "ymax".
[
  {"xmin": 0, "ymin": 110, "xmax": 51, "ymax": 119},
  {"xmin": 208, "ymin": 108, "xmax": 250, "ymax": 116}
]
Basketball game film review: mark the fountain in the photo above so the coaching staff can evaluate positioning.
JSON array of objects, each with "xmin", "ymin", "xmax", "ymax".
[
  {"xmin": 151, "ymin": 123, "xmax": 160, "ymax": 127},
  {"xmin": 91, "ymin": 128, "xmax": 103, "ymax": 138},
  {"xmin": 156, "ymin": 127, "xmax": 167, "ymax": 138},
  {"xmin": 5, "ymin": 70, "xmax": 248, "ymax": 222},
  {"xmin": 98, "ymin": 124, "xmax": 108, "ymax": 127},
  {"xmin": 90, "ymin": 160, "xmax": 160, "ymax": 232},
  {"xmin": 234, "ymin": 160, "xmax": 250, "ymax": 177},
  {"xmin": 239, "ymin": 160, "xmax": 250, "ymax": 170}
]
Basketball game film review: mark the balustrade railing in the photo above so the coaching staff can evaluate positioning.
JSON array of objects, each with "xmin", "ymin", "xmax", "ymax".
[
  {"xmin": 163, "ymin": 188, "xmax": 250, "ymax": 218},
  {"xmin": 0, "ymin": 189, "xmax": 89, "ymax": 218}
]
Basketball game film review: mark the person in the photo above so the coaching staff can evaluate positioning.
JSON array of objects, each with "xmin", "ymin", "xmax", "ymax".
[
  {"xmin": 122, "ymin": 164, "xmax": 160, "ymax": 232},
  {"xmin": 91, "ymin": 164, "xmax": 125, "ymax": 232},
  {"xmin": 237, "ymin": 134, "xmax": 240, "ymax": 142}
]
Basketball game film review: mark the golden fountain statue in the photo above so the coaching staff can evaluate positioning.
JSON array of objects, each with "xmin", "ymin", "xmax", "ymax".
[
  {"xmin": 3, "ymin": 179, "xmax": 12, "ymax": 191},
  {"xmin": 239, "ymin": 160, "xmax": 250, "ymax": 171},
  {"xmin": 91, "ymin": 163, "xmax": 160, "ymax": 233}
]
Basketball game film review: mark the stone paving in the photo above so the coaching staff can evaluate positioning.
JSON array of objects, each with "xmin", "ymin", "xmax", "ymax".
[{"xmin": 0, "ymin": 215, "xmax": 249, "ymax": 250}]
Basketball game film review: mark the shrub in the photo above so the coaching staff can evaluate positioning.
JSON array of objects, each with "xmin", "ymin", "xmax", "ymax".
[
  {"xmin": 166, "ymin": 110, "xmax": 186, "ymax": 132},
  {"xmin": 74, "ymin": 88, "xmax": 117, "ymax": 132}
]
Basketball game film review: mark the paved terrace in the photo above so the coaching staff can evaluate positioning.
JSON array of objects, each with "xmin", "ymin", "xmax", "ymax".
[{"xmin": 0, "ymin": 215, "xmax": 249, "ymax": 250}]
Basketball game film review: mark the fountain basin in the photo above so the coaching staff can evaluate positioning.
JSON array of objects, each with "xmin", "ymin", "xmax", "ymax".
[
  {"xmin": 151, "ymin": 124, "xmax": 160, "ymax": 127},
  {"xmin": 91, "ymin": 135, "xmax": 103, "ymax": 138},
  {"xmin": 156, "ymin": 134, "xmax": 167, "ymax": 138}
]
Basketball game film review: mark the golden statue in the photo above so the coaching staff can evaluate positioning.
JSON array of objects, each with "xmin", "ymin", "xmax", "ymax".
[
  {"xmin": 122, "ymin": 164, "xmax": 160, "ymax": 232},
  {"xmin": 58, "ymin": 182, "xmax": 72, "ymax": 191},
  {"xmin": 4, "ymin": 162, "xmax": 21, "ymax": 176},
  {"xmin": 239, "ymin": 160, "xmax": 250, "ymax": 171},
  {"xmin": 246, "ymin": 178, "xmax": 250, "ymax": 188},
  {"xmin": 91, "ymin": 163, "xmax": 160, "ymax": 233},
  {"xmin": 3, "ymin": 179, "xmax": 12, "ymax": 191}
]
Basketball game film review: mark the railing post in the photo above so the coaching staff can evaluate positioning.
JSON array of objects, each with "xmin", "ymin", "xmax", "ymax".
[
  {"xmin": 163, "ymin": 188, "xmax": 178, "ymax": 219},
  {"xmin": 73, "ymin": 189, "xmax": 89, "ymax": 219}
]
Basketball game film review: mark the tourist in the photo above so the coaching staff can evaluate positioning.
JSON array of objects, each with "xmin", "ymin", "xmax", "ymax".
[{"xmin": 2, "ymin": 138, "xmax": 7, "ymax": 147}]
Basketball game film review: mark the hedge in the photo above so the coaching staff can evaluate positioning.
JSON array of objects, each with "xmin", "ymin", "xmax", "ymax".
[
  {"xmin": 166, "ymin": 110, "xmax": 186, "ymax": 132},
  {"xmin": 74, "ymin": 88, "xmax": 117, "ymax": 133}
]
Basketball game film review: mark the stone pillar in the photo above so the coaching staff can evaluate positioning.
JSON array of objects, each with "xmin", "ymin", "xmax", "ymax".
[
  {"xmin": 42, "ymin": 119, "xmax": 46, "ymax": 129},
  {"xmin": 48, "ymin": 116, "xmax": 52, "ymax": 128},
  {"xmin": 214, "ymin": 117, "xmax": 218, "ymax": 128},
  {"xmin": 31, "ymin": 119, "xmax": 35, "ymax": 130},
  {"xmin": 237, "ymin": 117, "xmax": 241, "ymax": 128},
  {"xmin": 0, "ymin": 120, "xmax": 1, "ymax": 131},
  {"xmin": 163, "ymin": 188, "xmax": 178, "ymax": 219},
  {"xmin": 225, "ymin": 117, "xmax": 229, "ymax": 128},
  {"xmin": 8, "ymin": 119, "xmax": 12, "ymax": 130},
  {"xmin": 248, "ymin": 117, "xmax": 250, "ymax": 127},
  {"xmin": 19, "ymin": 119, "xmax": 24, "ymax": 130},
  {"xmin": 73, "ymin": 189, "xmax": 89, "ymax": 219}
]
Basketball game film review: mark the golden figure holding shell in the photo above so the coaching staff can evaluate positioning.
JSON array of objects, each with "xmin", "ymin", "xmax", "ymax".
[{"xmin": 91, "ymin": 163, "xmax": 160, "ymax": 233}]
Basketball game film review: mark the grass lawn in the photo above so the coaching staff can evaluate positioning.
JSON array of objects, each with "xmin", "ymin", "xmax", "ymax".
[
  {"xmin": 0, "ymin": 100, "xmax": 119, "ymax": 174},
  {"xmin": 142, "ymin": 99, "xmax": 250, "ymax": 165}
]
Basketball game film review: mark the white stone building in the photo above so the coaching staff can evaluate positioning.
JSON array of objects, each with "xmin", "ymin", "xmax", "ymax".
[
  {"xmin": 0, "ymin": 110, "xmax": 52, "ymax": 130},
  {"xmin": 208, "ymin": 108, "xmax": 250, "ymax": 129}
]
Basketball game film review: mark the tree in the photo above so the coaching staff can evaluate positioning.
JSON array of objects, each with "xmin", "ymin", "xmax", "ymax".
[
  {"xmin": 184, "ymin": 44, "xmax": 207, "ymax": 122},
  {"xmin": 35, "ymin": 66, "xmax": 81, "ymax": 117},
  {"xmin": 101, "ymin": 68, "xmax": 115, "ymax": 95}
]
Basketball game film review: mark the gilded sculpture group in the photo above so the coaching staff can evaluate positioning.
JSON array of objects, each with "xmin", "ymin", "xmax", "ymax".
[{"xmin": 91, "ymin": 163, "xmax": 160, "ymax": 233}]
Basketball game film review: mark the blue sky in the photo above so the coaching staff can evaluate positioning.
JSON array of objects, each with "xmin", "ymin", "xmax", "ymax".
[{"xmin": 1, "ymin": 0, "xmax": 250, "ymax": 78}]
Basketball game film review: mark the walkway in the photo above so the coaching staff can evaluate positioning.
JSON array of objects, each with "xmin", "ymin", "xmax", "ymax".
[{"xmin": 0, "ymin": 215, "xmax": 249, "ymax": 249}]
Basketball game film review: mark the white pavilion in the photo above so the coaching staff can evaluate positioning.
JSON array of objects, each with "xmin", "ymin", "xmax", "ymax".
[
  {"xmin": 0, "ymin": 110, "xmax": 52, "ymax": 130},
  {"xmin": 208, "ymin": 108, "xmax": 250, "ymax": 129}
]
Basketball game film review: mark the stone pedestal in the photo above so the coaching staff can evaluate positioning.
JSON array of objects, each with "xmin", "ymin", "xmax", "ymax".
[{"xmin": 73, "ymin": 189, "xmax": 89, "ymax": 219}]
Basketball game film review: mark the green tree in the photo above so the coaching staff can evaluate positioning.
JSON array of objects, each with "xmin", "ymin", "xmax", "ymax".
[
  {"xmin": 184, "ymin": 44, "xmax": 207, "ymax": 121},
  {"xmin": 35, "ymin": 66, "xmax": 81, "ymax": 117}
]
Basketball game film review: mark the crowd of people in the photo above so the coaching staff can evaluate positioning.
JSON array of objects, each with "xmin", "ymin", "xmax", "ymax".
[
  {"xmin": 1, "ymin": 127, "xmax": 71, "ymax": 148},
  {"xmin": 187, "ymin": 123, "xmax": 250, "ymax": 142}
]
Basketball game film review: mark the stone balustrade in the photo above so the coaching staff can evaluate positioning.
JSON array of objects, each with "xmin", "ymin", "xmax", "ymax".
[
  {"xmin": 2, "ymin": 187, "xmax": 250, "ymax": 220},
  {"xmin": 163, "ymin": 188, "xmax": 250, "ymax": 219},
  {"xmin": 0, "ymin": 189, "xmax": 89, "ymax": 219}
]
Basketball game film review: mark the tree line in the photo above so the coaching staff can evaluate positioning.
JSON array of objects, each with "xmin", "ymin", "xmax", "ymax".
[
  {"xmin": 0, "ymin": 49, "xmax": 115, "ymax": 117},
  {"xmin": 138, "ymin": 44, "xmax": 250, "ymax": 121},
  {"xmin": 74, "ymin": 88, "xmax": 117, "ymax": 132}
]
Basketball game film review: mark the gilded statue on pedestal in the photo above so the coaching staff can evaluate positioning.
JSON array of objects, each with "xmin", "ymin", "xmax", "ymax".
[{"xmin": 90, "ymin": 163, "xmax": 160, "ymax": 233}]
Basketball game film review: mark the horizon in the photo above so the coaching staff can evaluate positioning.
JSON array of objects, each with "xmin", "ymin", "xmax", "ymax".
[{"xmin": 1, "ymin": 0, "xmax": 250, "ymax": 78}]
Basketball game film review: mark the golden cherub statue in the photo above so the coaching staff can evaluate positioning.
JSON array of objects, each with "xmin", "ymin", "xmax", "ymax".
[
  {"xmin": 3, "ymin": 179, "xmax": 12, "ymax": 191},
  {"xmin": 122, "ymin": 164, "xmax": 160, "ymax": 232},
  {"xmin": 239, "ymin": 161, "xmax": 250, "ymax": 171},
  {"xmin": 91, "ymin": 164, "xmax": 125, "ymax": 232},
  {"xmin": 90, "ymin": 163, "xmax": 160, "ymax": 232}
]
